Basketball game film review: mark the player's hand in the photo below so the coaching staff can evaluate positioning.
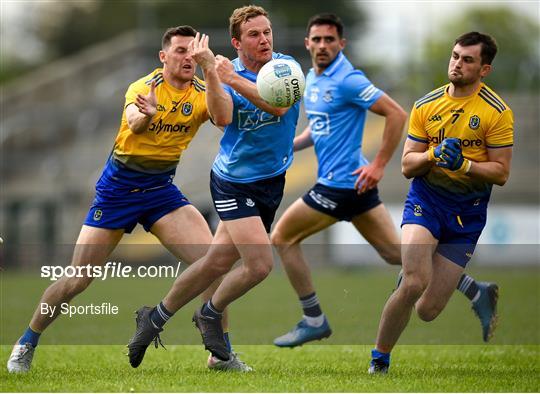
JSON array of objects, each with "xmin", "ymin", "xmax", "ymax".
[
  {"xmin": 215, "ymin": 55, "xmax": 235, "ymax": 85},
  {"xmin": 352, "ymin": 162, "xmax": 384, "ymax": 194},
  {"xmin": 135, "ymin": 80, "xmax": 157, "ymax": 118},
  {"xmin": 189, "ymin": 32, "xmax": 215, "ymax": 70},
  {"xmin": 434, "ymin": 138, "xmax": 464, "ymax": 170}
]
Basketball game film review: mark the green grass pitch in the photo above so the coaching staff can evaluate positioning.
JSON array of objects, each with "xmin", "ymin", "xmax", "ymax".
[{"xmin": 1, "ymin": 267, "xmax": 538, "ymax": 392}]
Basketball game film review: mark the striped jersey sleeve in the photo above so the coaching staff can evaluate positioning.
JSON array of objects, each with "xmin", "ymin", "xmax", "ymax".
[
  {"xmin": 479, "ymin": 86, "xmax": 514, "ymax": 148},
  {"xmin": 342, "ymin": 71, "xmax": 383, "ymax": 110}
]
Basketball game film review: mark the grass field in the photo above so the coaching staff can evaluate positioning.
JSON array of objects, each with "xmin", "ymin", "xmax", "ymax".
[
  {"xmin": 1, "ymin": 345, "xmax": 538, "ymax": 392},
  {"xmin": 1, "ymin": 267, "xmax": 539, "ymax": 392}
]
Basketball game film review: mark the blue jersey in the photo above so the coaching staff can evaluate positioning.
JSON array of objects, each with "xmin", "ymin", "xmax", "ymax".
[
  {"xmin": 212, "ymin": 53, "xmax": 301, "ymax": 183},
  {"xmin": 304, "ymin": 52, "xmax": 383, "ymax": 189}
]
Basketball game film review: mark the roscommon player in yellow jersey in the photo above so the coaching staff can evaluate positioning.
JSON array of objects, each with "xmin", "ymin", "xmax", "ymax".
[
  {"xmin": 369, "ymin": 32, "xmax": 513, "ymax": 374},
  {"xmin": 7, "ymin": 26, "xmax": 251, "ymax": 373}
]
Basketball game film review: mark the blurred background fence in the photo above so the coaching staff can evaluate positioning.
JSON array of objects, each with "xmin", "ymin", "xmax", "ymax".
[{"xmin": 1, "ymin": 1, "xmax": 538, "ymax": 268}]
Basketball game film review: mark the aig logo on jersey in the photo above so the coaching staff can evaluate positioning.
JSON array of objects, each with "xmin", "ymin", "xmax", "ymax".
[
  {"xmin": 469, "ymin": 115, "xmax": 481, "ymax": 130},
  {"xmin": 181, "ymin": 102, "xmax": 193, "ymax": 116},
  {"xmin": 307, "ymin": 111, "xmax": 330, "ymax": 135}
]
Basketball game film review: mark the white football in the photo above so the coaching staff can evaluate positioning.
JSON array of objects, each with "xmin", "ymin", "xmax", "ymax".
[{"xmin": 256, "ymin": 59, "xmax": 305, "ymax": 107}]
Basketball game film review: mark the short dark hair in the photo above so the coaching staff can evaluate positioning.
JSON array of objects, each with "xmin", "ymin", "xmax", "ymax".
[
  {"xmin": 454, "ymin": 31, "xmax": 498, "ymax": 65},
  {"xmin": 162, "ymin": 25, "xmax": 197, "ymax": 49},
  {"xmin": 306, "ymin": 13, "xmax": 344, "ymax": 38}
]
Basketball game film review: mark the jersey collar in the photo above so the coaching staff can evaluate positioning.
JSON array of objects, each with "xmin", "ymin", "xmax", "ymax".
[{"xmin": 321, "ymin": 51, "xmax": 345, "ymax": 77}]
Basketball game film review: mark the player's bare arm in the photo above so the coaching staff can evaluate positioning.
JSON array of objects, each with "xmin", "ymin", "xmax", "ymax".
[
  {"xmin": 353, "ymin": 94, "xmax": 408, "ymax": 193},
  {"xmin": 189, "ymin": 33, "xmax": 232, "ymax": 126},
  {"xmin": 293, "ymin": 126, "xmax": 314, "ymax": 152},
  {"xmin": 126, "ymin": 81, "xmax": 157, "ymax": 134},
  {"xmin": 215, "ymin": 54, "xmax": 289, "ymax": 117},
  {"xmin": 401, "ymin": 138, "xmax": 434, "ymax": 178},
  {"xmin": 467, "ymin": 146, "xmax": 512, "ymax": 186}
]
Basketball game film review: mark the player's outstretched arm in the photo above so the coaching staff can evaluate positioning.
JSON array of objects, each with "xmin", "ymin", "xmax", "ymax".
[
  {"xmin": 293, "ymin": 126, "xmax": 314, "ymax": 152},
  {"xmin": 126, "ymin": 81, "xmax": 157, "ymax": 134},
  {"xmin": 353, "ymin": 94, "xmax": 408, "ymax": 193},
  {"xmin": 215, "ymin": 55, "xmax": 289, "ymax": 117},
  {"xmin": 189, "ymin": 33, "xmax": 232, "ymax": 127}
]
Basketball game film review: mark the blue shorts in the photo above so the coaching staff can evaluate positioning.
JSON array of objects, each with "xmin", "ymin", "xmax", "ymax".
[
  {"xmin": 302, "ymin": 183, "xmax": 382, "ymax": 222},
  {"xmin": 210, "ymin": 171, "xmax": 285, "ymax": 233},
  {"xmin": 402, "ymin": 181, "xmax": 487, "ymax": 267},
  {"xmin": 84, "ymin": 158, "xmax": 190, "ymax": 233}
]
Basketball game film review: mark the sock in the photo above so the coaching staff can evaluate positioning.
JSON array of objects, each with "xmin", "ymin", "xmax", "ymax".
[
  {"xmin": 223, "ymin": 332, "xmax": 232, "ymax": 353},
  {"xmin": 19, "ymin": 327, "xmax": 41, "ymax": 348},
  {"xmin": 150, "ymin": 301, "xmax": 174, "ymax": 329},
  {"xmin": 201, "ymin": 300, "xmax": 222, "ymax": 319},
  {"xmin": 371, "ymin": 348, "xmax": 391, "ymax": 365},
  {"xmin": 303, "ymin": 314, "xmax": 325, "ymax": 327},
  {"xmin": 300, "ymin": 292, "xmax": 323, "ymax": 318},
  {"xmin": 456, "ymin": 274, "xmax": 480, "ymax": 301}
]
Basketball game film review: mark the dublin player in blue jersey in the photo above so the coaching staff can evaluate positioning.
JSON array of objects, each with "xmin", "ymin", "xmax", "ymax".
[
  {"xmin": 127, "ymin": 5, "xmax": 300, "ymax": 367},
  {"xmin": 270, "ymin": 14, "xmax": 497, "ymax": 349},
  {"xmin": 7, "ymin": 26, "xmax": 252, "ymax": 373},
  {"xmin": 369, "ymin": 32, "xmax": 513, "ymax": 374}
]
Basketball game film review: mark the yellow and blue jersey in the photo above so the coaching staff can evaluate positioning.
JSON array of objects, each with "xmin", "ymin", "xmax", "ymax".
[
  {"xmin": 407, "ymin": 82, "xmax": 513, "ymax": 205},
  {"xmin": 113, "ymin": 68, "xmax": 210, "ymax": 174}
]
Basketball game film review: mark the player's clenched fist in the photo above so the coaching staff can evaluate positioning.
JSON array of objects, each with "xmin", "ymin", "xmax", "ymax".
[
  {"xmin": 429, "ymin": 137, "xmax": 471, "ymax": 173},
  {"xmin": 215, "ymin": 55, "xmax": 235, "ymax": 84}
]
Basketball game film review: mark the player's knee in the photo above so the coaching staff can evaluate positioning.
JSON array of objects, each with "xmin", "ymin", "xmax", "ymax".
[
  {"xmin": 399, "ymin": 278, "xmax": 427, "ymax": 302},
  {"xmin": 245, "ymin": 260, "xmax": 273, "ymax": 283},
  {"xmin": 416, "ymin": 303, "xmax": 443, "ymax": 322},
  {"xmin": 270, "ymin": 229, "xmax": 293, "ymax": 250},
  {"xmin": 207, "ymin": 256, "xmax": 235, "ymax": 277}
]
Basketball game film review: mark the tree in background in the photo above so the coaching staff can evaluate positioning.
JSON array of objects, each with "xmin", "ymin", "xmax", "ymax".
[{"xmin": 408, "ymin": 7, "xmax": 539, "ymax": 95}]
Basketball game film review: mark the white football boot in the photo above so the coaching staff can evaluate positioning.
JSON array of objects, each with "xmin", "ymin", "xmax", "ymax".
[
  {"xmin": 207, "ymin": 352, "xmax": 253, "ymax": 372},
  {"xmin": 7, "ymin": 343, "xmax": 35, "ymax": 373}
]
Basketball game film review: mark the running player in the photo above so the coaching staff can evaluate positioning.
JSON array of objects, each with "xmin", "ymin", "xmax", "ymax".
[
  {"xmin": 271, "ymin": 14, "xmax": 500, "ymax": 349},
  {"xmin": 7, "ymin": 26, "xmax": 250, "ymax": 373},
  {"xmin": 369, "ymin": 32, "xmax": 512, "ymax": 374},
  {"xmin": 127, "ymin": 5, "xmax": 301, "ymax": 369}
]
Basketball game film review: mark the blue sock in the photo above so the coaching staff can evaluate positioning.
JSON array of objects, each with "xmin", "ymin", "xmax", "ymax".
[
  {"xmin": 223, "ymin": 332, "xmax": 232, "ymax": 352},
  {"xmin": 19, "ymin": 327, "xmax": 41, "ymax": 348},
  {"xmin": 201, "ymin": 300, "xmax": 222, "ymax": 319},
  {"xmin": 371, "ymin": 349, "xmax": 390, "ymax": 365},
  {"xmin": 150, "ymin": 302, "xmax": 174, "ymax": 329}
]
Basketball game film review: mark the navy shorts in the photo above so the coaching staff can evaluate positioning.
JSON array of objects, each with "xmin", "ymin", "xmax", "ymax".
[
  {"xmin": 84, "ymin": 158, "xmax": 190, "ymax": 233},
  {"xmin": 210, "ymin": 171, "xmax": 286, "ymax": 233},
  {"xmin": 401, "ymin": 181, "xmax": 487, "ymax": 267},
  {"xmin": 302, "ymin": 183, "xmax": 382, "ymax": 222}
]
